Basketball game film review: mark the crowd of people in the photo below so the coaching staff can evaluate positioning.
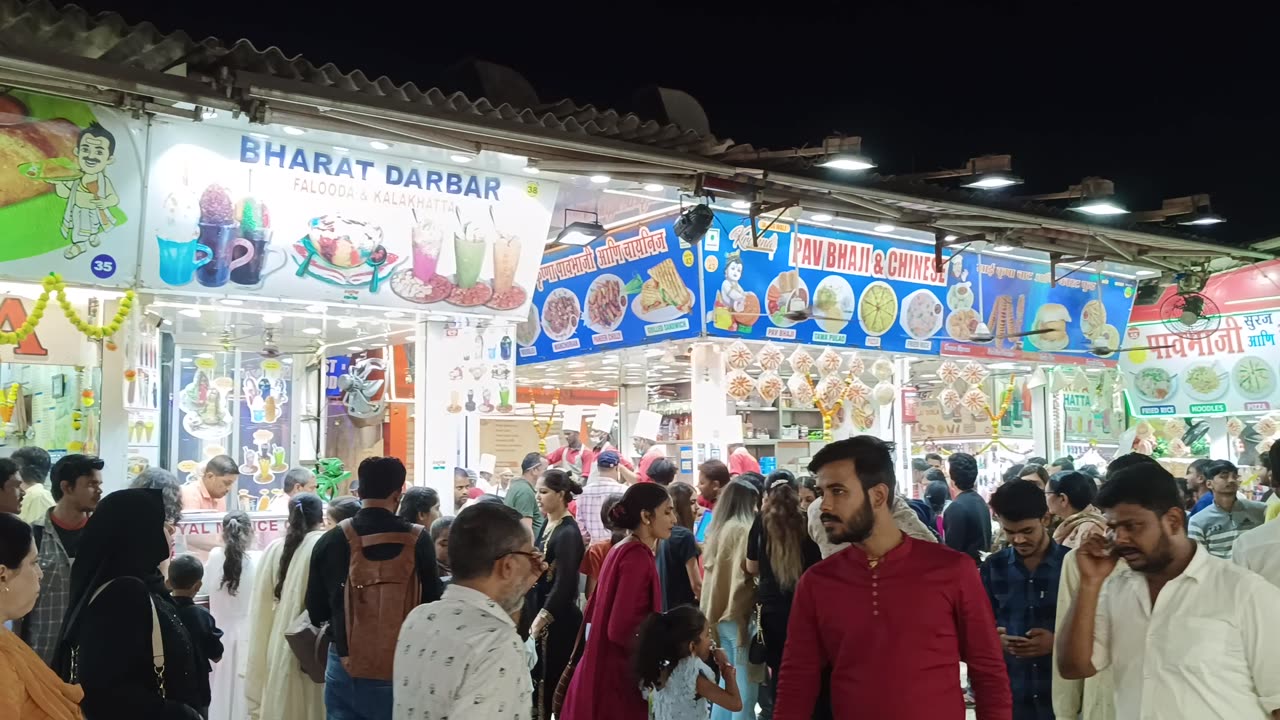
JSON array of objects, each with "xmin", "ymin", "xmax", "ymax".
[{"xmin": 2, "ymin": 430, "xmax": 1280, "ymax": 720}]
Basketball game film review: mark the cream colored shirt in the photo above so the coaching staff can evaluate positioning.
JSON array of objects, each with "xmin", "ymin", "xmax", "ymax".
[
  {"xmin": 1232, "ymin": 519, "xmax": 1280, "ymax": 589},
  {"xmin": 1090, "ymin": 544, "xmax": 1280, "ymax": 720},
  {"xmin": 1052, "ymin": 548, "xmax": 1116, "ymax": 720},
  {"xmin": 18, "ymin": 483, "xmax": 54, "ymax": 525}
]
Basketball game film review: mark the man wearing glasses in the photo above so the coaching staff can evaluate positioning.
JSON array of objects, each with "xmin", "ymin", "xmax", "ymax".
[{"xmin": 394, "ymin": 502, "xmax": 545, "ymax": 719}]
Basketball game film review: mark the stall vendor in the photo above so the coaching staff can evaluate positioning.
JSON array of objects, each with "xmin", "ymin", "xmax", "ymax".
[{"xmin": 632, "ymin": 409, "xmax": 667, "ymax": 484}]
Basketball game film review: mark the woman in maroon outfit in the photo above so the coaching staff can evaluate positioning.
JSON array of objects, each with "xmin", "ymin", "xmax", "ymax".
[{"xmin": 560, "ymin": 482, "xmax": 676, "ymax": 720}]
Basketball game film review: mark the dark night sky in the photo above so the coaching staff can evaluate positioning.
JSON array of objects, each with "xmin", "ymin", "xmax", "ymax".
[{"xmin": 67, "ymin": 0, "xmax": 1280, "ymax": 246}]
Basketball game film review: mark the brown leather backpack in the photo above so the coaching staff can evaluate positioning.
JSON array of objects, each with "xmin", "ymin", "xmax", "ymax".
[{"xmin": 339, "ymin": 519, "xmax": 424, "ymax": 681}]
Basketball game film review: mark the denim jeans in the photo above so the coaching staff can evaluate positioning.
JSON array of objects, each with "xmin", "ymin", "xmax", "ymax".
[
  {"xmin": 324, "ymin": 645, "xmax": 393, "ymax": 720},
  {"xmin": 712, "ymin": 620, "xmax": 759, "ymax": 720}
]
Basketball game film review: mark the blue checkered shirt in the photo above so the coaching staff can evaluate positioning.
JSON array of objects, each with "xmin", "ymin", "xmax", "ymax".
[{"xmin": 980, "ymin": 540, "xmax": 1070, "ymax": 720}]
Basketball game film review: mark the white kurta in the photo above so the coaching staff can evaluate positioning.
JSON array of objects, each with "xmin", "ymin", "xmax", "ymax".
[
  {"xmin": 244, "ymin": 531, "xmax": 326, "ymax": 720},
  {"xmin": 205, "ymin": 547, "xmax": 261, "ymax": 720}
]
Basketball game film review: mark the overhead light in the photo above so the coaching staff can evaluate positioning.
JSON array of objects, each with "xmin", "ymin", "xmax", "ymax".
[
  {"xmin": 1069, "ymin": 198, "xmax": 1128, "ymax": 216},
  {"xmin": 811, "ymin": 213, "xmax": 834, "ymax": 222},
  {"xmin": 731, "ymin": 200, "xmax": 752, "ymax": 209},
  {"xmin": 179, "ymin": 308, "xmax": 202, "ymax": 318},
  {"xmin": 450, "ymin": 153, "xmax": 475, "ymax": 163},
  {"xmin": 250, "ymin": 132, "xmax": 270, "ymax": 139},
  {"xmin": 384, "ymin": 310, "xmax": 406, "ymax": 319},
  {"xmin": 196, "ymin": 352, "xmax": 214, "ymax": 359},
  {"xmin": 962, "ymin": 173, "xmax": 1022, "ymax": 190},
  {"xmin": 1178, "ymin": 212, "xmax": 1226, "ymax": 226},
  {"xmin": 1135, "ymin": 269, "xmax": 1158, "ymax": 277},
  {"xmin": 302, "ymin": 327, "xmax": 323, "ymax": 335},
  {"xmin": 282, "ymin": 126, "xmax": 305, "ymax": 136},
  {"xmin": 180, "ymin": 357, "xmax": 193, "ymax": 363},
  {"xmin": 262, "ymin": 313, "xmax": 283, "ymax": 323},
  {"xmin": 337, "ymin": 318, "xmax": 359, "ymax": 329},
  {"xmin": 522, "ymin": 161, "xmax": 541, "ymax": 175},
  {"xmin": 873, "ymin": 224, "xmax": 895, "ymax": 233},
  {"xmin": 817, "ymin": 154, "xmax": 876, "ymax": 171},
  {"xmin": 282, "ymin": 358, "xmax": 293, "ymax": 364},
  {"xmin": 369, "ymin": 140, "xmax": 391, "ymax": 150},
  {"xmin": 554, "ymin": 221, "xmax": 606, "ymax": 246},
  {"xmin": 348, "ymin": 346, "xmax": 364, "ymax": 352},
  {"xmin": 643, "ymin": 183, "xmax": 664, "ymax": 192},
  {"xmin": 220, "ymin": 298, "xmax": 244, "ymax": 306},
  {"xmin": 589, "ymin": 174, "xmax": 611, "ymax": 184},
  {"xmin": 305, "ymin": 304, "xmax": 326, "ymax": 313},
  {"xmin": 427, "ymin": 314, "xmax": 450, "ymax": 321},
  {"xmin": 944, "ymin": 234, "xmax": 958, "ymax": 241},
  {"xmin": 201, "ymin": 108, "xmax": 219, "ymax": 120},
  {"xmin": 333, "ymin": 146, "xmax": 350, "ymax": 154},
  {"xmin": 991, "ymin": 245, "xmax": 1013, "ymax": 252}
]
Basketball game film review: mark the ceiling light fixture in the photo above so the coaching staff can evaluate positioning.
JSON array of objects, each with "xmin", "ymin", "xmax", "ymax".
[
  {"xmin": 333, "ymin": 146, "xmax": 350, "ymax": 154},
  {"xmin": 220, "ymin": 298, "xmax": 243, "ymax": 306},
  {"xmin": 302, "ymin": 327, "xmax": 323, "ymax": 335},
  {"xmin": 991, "ymin": 244, "xmax": 1013, "ymax": 252},
  {"xmin": 348, "ymin": 346, "xmax": 364, "ymax": 352},
  {"xmin": 305, "ymin": 303, "xmax": 326, "ymax": 313},
  {"xmin": 643, "ymin": 183, "xmax": 664, "ymax": 192},
  {"xmin": 179, "ymin": 308, "xmax": 202, "ymax": 318},
  {"xmin": 817, "ymin": 154, "xmax": 876, "ymax": 171},
  {"xmin": 811, "ymin": 213, "xmax": 834, "ymax": 222},
  {"xmin": 874, "ymin": 224, "xmax": 896, "ymax": 233},
  {"xmin": 589, "ymin": 174, "xmax": 611, "ymax": 184},
  {"xmin": 337, "ymin": 318, "xmax": 359, "ymax": 329},
  {"xmin": 522, "ymin": 160, "xmax": 541, "ymax": 174},
  {"xmin": 384, "ymin": 310, "xmax": 406, "ymax": 319},
  {"xmin": 1028, "ymin": 177, "xmax": 1129, "ymax": 216},
  {"xmin": 369, "ymin": 140, "xmax": 391, "ymax": 150},
  {"xmin": 1135, "ymin": 269, "xmax": 1158, "ymax": 277},
  {"xmin": 262, "ymin": 313, "xmax": 283, "ymax": 323},
  {"xmin": 962, "ymin": 173, "xmax": 1022, "ymax": 189},
  {"xmin": 1179, "ymin": 212, "xmax": 1226, "ymax": 226},
  {"xmin": 553, "ymin": 209, "xmax": 606, "ymax": 247},
  {"xmin": 450, "ymin": 153, "xmax": 475, "ymax": 163},
  {"xmin": 282, "ymin": 126, "xmax": 305, "ymax": 135},
  {"xmin": 1069, "ymin": 198, "xmax": 1129, "ymax": 216},
  {"xmin": 731, "ymin": 200, "xmax": 752, "ymax": 209}
]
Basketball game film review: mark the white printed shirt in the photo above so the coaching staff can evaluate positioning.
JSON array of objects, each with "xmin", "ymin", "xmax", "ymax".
[
  {"xmin": 575, "ymin": 478, "xmax": 627, "ymax": 545},
  {"xmin": 1232, "ymin": 518, "xmax": 1280, "ymax": 589},
  {"xmin": 1090, "ymin": 544, "xmax": 1280, "ymax": 720},
  {"xmin": 393, "ymin": 585, "xmax": 530, "ymax": 720}
]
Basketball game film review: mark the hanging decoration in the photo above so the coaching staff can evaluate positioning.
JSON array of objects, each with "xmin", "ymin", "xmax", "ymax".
[
  {"xmin": 788, "ymin": 347, "xmax": 814, "ymax": 375},
  {"xmin": 872, "ymin": 381, "xmax": 896, "ymax": 407},
  {"xmin": 757, "ymin": 372, "xmax": 783, "ymax": 404},
  {"xmin": 529, "ymin": 388, "xmax": 561, "ymax": 454},
  {"xmin": 968, "ymin": 374, "xmax": 1020, "ymax": 455},
  {"xmin": 726, "ymin": 341, "xmax": 754, "ymax": 370},
  {"xmin": 871, "ymin": 358, "xmax": 895, "ymax": 382},
  {"xmin": 314, "ymin": 458, "xmax": 352, "ymax": 502},
  {"xmin": 816, "ymin": 375, "xmax": 844, "ymax": 408},
  {"xmin": 756, "ymin": 343, "xmax": 784, "ymax": 372},
  {"xmin": 960, "ymin": 361, "xmax": 988, "ymax": 387},
  {"xmin": 0, "ymin": 274, "xmax": 136, "ymax": 346},
  {"xmin": 937, "ymin": 361, "xmax": 961, "ymax": 385},
  {"xmin": 0, "ymin": 382, "xmax": 20, "ymax": 441},
  {"xmin": 787, "ymin": 373, "xmax": 815, "ymax": 407},
  {"xmin": 846, "ymin": 352, "xmax": 865, "ymax": 377},
  {"xmin": 817, "ymin": 348, "xmax": 844, "ymax": 376},
  {"xmin": 725, "ymin": 369, "xmax": 756, "ymax": 401},
  {"xmin": 939, "ymin": 387, "xmax": 962, "ymax": 414},
  {"xmin": 1226, "ymin": 417, "xmax": 1245, "ymax": 438},
  {"xmin": 843, "ymin": 379, "xmax": 871, "ymax": 404}
]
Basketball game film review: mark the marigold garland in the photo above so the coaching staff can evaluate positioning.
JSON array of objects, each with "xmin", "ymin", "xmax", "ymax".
[
  {"xmin": 530, "ymin": 389, "xmax": 561, "ymax": 454},
  {"xmin": 0, "ymin": 273, "xmax": 135, "ymax": 345}
]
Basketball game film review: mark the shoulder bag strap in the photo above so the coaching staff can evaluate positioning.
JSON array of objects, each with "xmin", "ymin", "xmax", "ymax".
[{"xmin": 146, "ymin": 594, "xmax": 166, "ymax": 699}]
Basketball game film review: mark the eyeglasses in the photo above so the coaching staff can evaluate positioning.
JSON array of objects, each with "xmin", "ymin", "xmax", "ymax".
[{"xmin": 497, "ymin": 549, "xmax": 544, "ymax": 569}]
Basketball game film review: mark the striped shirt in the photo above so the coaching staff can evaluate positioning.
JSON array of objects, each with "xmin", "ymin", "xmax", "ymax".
[
  {"xmin": 1187, "ymin": 498, "xmax": 1266, "ymax": 559},
  {"xmin": 574, "ymin": 478, "xmax": 627, "ymax": 545}
]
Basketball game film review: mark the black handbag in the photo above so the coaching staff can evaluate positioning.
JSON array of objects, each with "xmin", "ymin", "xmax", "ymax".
[{"xmin": 748, "ymin": 603, "xmax": 767, "ymax": 665}]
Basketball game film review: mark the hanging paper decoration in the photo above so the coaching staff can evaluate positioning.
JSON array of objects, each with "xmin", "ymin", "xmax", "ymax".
[
  {"xmin": 843, "ymin": 379, "xmax": 871, "ymax": 403},
  {"xmin": 960, "ymin": 362, "xmax": 988, "ymax": 387},
  {"xmin": 1168, "ymin": 438, "xmax": 1191, "ymax": 458},
  {"xmin": 726, "ymin": 341, "xmax": 754, "ymax": 370},
  {"xmin": 726, "ymin": 369, "xmax": 756, "ymax": 401},
  {"xmin": 816, "ymin": 375, "xmax": 844, "ymax": 407},
  {"xmin": 1071, "ymin": 371, "xmax": 1092, "ymax": 394},
  {"xmin": 851, "ymin": 398, "xmax": 875, "ymax": 431},
  {"xmin": 939, "ymin": 387, "xmax": 962, "ymax": 413},
  {"xmin": 872, "ymin": 358, "xmax": 895, "ymax": 382},
  {"xmin": 1160, "ymin": 418, "xmax": 1185, "ymax": 441},
  {"xmin": 1050, "ymin": 368, "xmax": 1071, "ymax": 393},
  {"xmin": 962, "ymin": 387, "xmax": 988, "ymax": 414},
  {"xmin": 788, "ymin": 373, "xmax": 814, "ymax": 406},
  {"xmin": 846, "ymin": 352, "xmax": 866, "ymax": 377},
  {"xmin": 757, "ymin": 372, "xmax": 784, "ymax": 404},
  {"xmin": 872, "ymin": 381, "xmax": 897, "ymax": 407},
  {"xmin": 817, "ymin": 348, "xmax": 843, "ymax": 376},
  {"xmin": 756, "ymin": 343, "xmax": 784, "ymax": 372},
  {"xmin": 1256, "ymin": 416, "xmax": 1278, "ymax": 437},
  {"xmin": 1258, "ymin": 438, "xmax": 1275, "ymax": 455},
  {"xmin": 1226, "ymin": 417, "xmax": 1245, "ymax": 438},
  {"xmin": 1135, "ymin": 438, "xmax": 1155, "ymax": 455},
  {"xmin": 934, "ymin": 361, "xmax": 959, "ymax": 386},
  {"xmin": 788, "ymin": 347, "xmax": 815, "ymax": 375}
]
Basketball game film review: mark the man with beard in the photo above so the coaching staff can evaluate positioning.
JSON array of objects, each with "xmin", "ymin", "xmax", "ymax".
[
  {"xmin": 1187, "ymin": 460, "xmax": 1265, "ymax": 559},
  {"xmin": 393, "ymin": 502, "xmax": 544, "ymax": 719},
  {"xmin": 1058, "ymin": 463, "xmax": 1280, "ymax": 720},
  {"xmin": 981, "ymin": 481, "xmax": 1069, "ymax": 720},
  {"xmin": 773, "ymin": 436, "xmax": 1010, "ymax": 720}
]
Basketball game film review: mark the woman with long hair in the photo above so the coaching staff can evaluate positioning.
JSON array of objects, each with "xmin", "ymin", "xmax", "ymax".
[
  {"xmin": 244, "ymin": 493, "xmax": 326, "ymax": 720},
  {"xmin": 526, "ymin": 469, "xmax": 585, "ymax": 720},
  {"xmin": 396, "ymin": 487, "xmax": 440, "ymax": 527},
  {"xmin": 700, "ymin": 479, "xmax": 761, "ymax": 720},
  {"xmin": 55, "ymin": 488, "xmax": 204, "ymax": 719},
  {"xmin": 659, "ymin": 482, "xmax": 702, "ymax": 610},
  {"xmin": 745, "ymin": 477, "xmax": 821, "ymax": 698},
  {"xmin": 0, "ymin": 512, "xmax": 83, "ymax": 719},
  {"xmin": 561, "ymin": 482, "xmax": 675, "ymax": 720},
  {"xmin": 1047, "ymin": 471, "xmax": 1106, "ymax": 548},
  {"xmin": 924, "ymin": 478, "xmax": 951, "ymax": 540},
  {"xmin": 204, "ymin": 511, "xmax": 257, "ymax": 720}
]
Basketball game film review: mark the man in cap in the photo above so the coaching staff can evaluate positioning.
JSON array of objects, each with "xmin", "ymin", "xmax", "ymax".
[{"xmin": 575, "ymin": 449, "xmax": 627, "ymax": 545}]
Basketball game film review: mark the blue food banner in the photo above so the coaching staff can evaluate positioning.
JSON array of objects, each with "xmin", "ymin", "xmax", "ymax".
[
  {"xmin": 516, "ymin": 212, "xmax": 700, "ymax": 363},
  {"xmin": 700, "ymin": 218, "xmax": 951, "ymax": 353},
  {"xmin": 937, "ymin": 252, "xmax": 1137, "ymax": 366}
]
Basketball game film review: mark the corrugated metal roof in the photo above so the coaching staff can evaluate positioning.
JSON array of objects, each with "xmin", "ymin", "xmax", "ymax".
[{"xmin": 0, "ymin": 0, "xmax": 737, "ymax": 155}]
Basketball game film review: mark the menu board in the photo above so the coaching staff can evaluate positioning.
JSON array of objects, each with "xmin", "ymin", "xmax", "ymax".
[
  {"xmin": 517, "ymin": 212, "xmax": 701, "ymax": 363},
  {"xmin": 235, "ymin": 355, "xmax": 294, "ymax": 511},
  {"xmin": 0, "ymin": 91, "xmax": 143, "ymax": 287},
  {"xmin": 439, "ymin": 324, "xmax": 516, "ymax": 415},
  {"xmin": 700, "ymin": 219, "xmax": 950, "ymax": 353},
  {"xmin": 939, "ymin": 253, "xmax": 1137, "ymax": 365},
  {"xmin": 1119, "ymin": 314, "xmax": 1276, "ymax": 417},
  {"xmin": 140, "ymin": 120, "xmax": 557, "ymax": 318}
]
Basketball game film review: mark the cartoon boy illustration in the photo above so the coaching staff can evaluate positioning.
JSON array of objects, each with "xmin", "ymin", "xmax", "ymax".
[{"xmin": 49, "ymin": 122, "xmax": 119, "ymax": 259}]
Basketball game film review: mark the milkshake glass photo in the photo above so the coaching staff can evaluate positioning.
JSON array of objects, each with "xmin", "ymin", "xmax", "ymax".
[
  {"xmin": 454, "ymin": 220, "xmax": 487, "ymax": 289},
  {"xmin": 411, "ymin": 218, "xmax": 445, "ymax": 282},
  {"xmin": 492, "ymin": 230, "xmax": 521, "ymax": 293}
]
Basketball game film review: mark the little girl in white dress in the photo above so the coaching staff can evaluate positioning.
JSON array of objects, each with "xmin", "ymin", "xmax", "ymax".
[{"xmin": 635, "ymin": 606, "xmax": 742, "ymax": 720}]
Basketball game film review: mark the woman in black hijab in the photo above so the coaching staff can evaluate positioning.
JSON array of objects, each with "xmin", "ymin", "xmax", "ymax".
[{"xmin": 55, "ymin": 488, "xmax": 203, "ymax": 719}]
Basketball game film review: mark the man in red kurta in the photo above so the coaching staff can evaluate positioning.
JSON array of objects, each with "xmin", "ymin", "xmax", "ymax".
[{"xmin": 774, "ymin": 436, "xmax": 1012, "ymax": 720}]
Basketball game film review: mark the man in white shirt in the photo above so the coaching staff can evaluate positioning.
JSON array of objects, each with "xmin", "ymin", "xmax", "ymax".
[
  {"xmin": 1058, "ymin": 462, "xmax": 1280, "ymax": 720},
  {"xmin": 1233, "ymin": 515, "xmax": 1280, "ymax": 589},
  {"xmin": 394, "ymin": 501, "xmax": 544, "ymax": 720}
]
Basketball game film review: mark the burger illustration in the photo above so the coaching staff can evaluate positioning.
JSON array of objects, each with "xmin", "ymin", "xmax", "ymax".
[{"xmin": 1031, "ymin": 303, "xmax": 1072, "ymax": 350}]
